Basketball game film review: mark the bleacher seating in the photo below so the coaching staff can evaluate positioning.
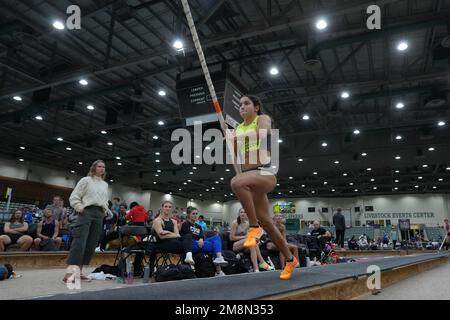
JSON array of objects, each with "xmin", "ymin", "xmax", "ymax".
[{"xmin": 425, "ymin": 227, "xmax": 445, "ymax": 241}]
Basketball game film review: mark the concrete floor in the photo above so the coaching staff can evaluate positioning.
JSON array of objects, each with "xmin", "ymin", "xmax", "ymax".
[
  {"xmin": 3, "ymin": 262, "xmax": 449, "ymax": 300},
  {"xmin": 359, "ymin": 262, "xmax": 450, "ymax": 300},
  {"xmin": 0, "ymin": 267, "xmax": 144, "ymax": 300}
]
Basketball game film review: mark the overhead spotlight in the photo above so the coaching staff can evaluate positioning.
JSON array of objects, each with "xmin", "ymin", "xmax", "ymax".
[
  {"xmin": 302, "ymin": 114, "xmax": 310, "ymax": 120},
  {"xmin": 19, "ymin": 158, "xmax": 24, "ymax": 162},
  {"xmin": 57, "ymin": 137, "xmax": 64, "ymax": 142},
  {"xmin": 117, "ymin": 162, "xmax": 122, "ymax": 166},
  {"xmin": 428, "ymin": 147, "xmax": 435, "ymax": 151},
  {"xmin": 52, "ymin": 20, "xmax": 65, "ymax": 30},
  {"xmin": 331, "ymin": 189, "xmax": 336, "ymax": 192},
  {"xmin": 438, "ymin": 178, "xmax": 444, "ymax": 182},
  {"xmin": 158, "ymin": 120, "xmax": 165, "ymax": 125},
  {"xmin": 301, "ymin": 184, "xmax": 306, "ymax": 188},
  {"xmin": 343, "ymin": 173, "xmax": 348, "ymax": 176},
  {"xmin": 354, "ymin": 189, "xmax": 358, "ymax": 192},
  {"xmin": 205, "ymin": 146, "xmax": 211, "ymax": 150},
  {"xmin": 395, "ymin": 135, "xmax": 402, "ymax": 140},
  {"xmin": 349, "ymin": 182, "xmax": 354, "ymax": 186},
  {"xmin": 86, "ymin": 105, "xmax": 95, "ymax": 110},
  {"xmin": 334, "ymin": 160, "xmax": 340, "ymax": 164},
  {"xmin": 395, "ymin": 170, "xmax": 400, "ymax": 173},
  {"xmin": 321, "ymin": 142, "xmax": 328, "ymax": 147},
  {"xmin": 158, "ymin": 90, "xmax": 166, "ymax": 96},
  {"xmin": 315, "ymin": 18, "xmax": 328, "ymax": 30},
  {"xmin": 13, "ymin": 96, "xmax": 22, "ymax": 101},
  {"xmin": 395, "ymin": 155, "xmax": 401, "ymax": 160},
  {"xmin": 323, "ymin": 181, "xmax": 328, "ymax": 185},
  {"xmin": 340, "ymin": 91, "xmax": 350, "ymax": 99},
  {"xmin": 155, "ymin": 159, "xmax": 160, "ymax": 163},
  {"xmin": 414, "ymin": 185, "xmax": 419, "ymax": 188},
  {"xmin": 153, "ymin": 182, "xmax": 157, "ymax": 184},
  {"xmin": 35, "ymin": 115, "xmax": 43, "ymax": 120},
  {"xmin": 278, "ymin": 139, "xmax": 283, "ymax": 143},
  {"xmin": 422, "ymin": 164, "xmax": 428, "ymax": 168},
  {"xmin": 311, "ymin": 191, "xmax": 316, "ymax": 194},
  {"xmin": 397, "ymin": 41, "xmax": 408, "ymax": 51},
  {"xmin": 155, "ymin": 152, "xmax": 160, "ymax": 156},
  {"xmin": 289, "ymin": 177, "xmax": 293, "ymax": 180},
  {"xmin": 157, "ymin": 169, "xmax": 161, "ymax": 173},
  {"xmin": 173, "ymin": 39, "xmax": 183, "ymax": 49},
  {"xmin": 189, "ymin": 172, "xmax": 193, "ymax": 175},
  {"xmin": 353, "ymin": 129, "xmax": 360, "ymax": 135},
  {"xmin": 298, "ymin": 158, "xmax": 303, "ymax": 162},
  {"xmin": 370, "ymin": 178, "xmax": 375, "ymax": 182},
  {"xmin": 19, "ymin": 146, "xmax": 25, "ymax": 150},
  {"xmin": 153, "ymin": 135, "xmax": 159, "ymax": 140},
  {"xmin": 289, "ymin": 190, "xmax": 293, "ymax": 193},
  {"xmin": 78, "ymin": 161, "xmax": 83, "ymax": 165},
  {"xmin": 366, "ymin": 168, "xmax": 372, "ymax": 171},
  {"xmin": 226, "ymin": 169, "xmax": 230, "ymax": 172},
  {"xmin": 395, "ymin": 102, "xmax": 404, "ymax": 109},
  {"xmin": 187, "ymin": 180, "xmax": 192, "ymax": 182},
  {"xmin": 107, "ymin": 142, "xmax": 113, "ymax": 146},
  {"xmin": 361, "ymin": 152, "xmax": 367, "ymax": 157},
  {"xmin": 433, "ymin": 186, "xmax": 437, "ymax": 189},
  {"xmin": 66, "ymin": 147, "xmax": 71, "ymax": 151},
  {"xmin": 101, "ymin": 130, "xmax": 107, "ymax": 134},
  {"xmin": 438, "ymin": 121, "xmax": 446, "ymax": 126},
  {"xmin": 418, "ymin": 176, "xmax": 423, "ymax": 180},
  {"xmin": 373, "ymin": 187, "xmax": 378, "ymax": 190},
  {"xmin": 395, "ymin": 179, "xmax": 399, "ymax": 183},
  {"xmin": 446, "ymin": 167, "xmax": 450, "ymax": 171},
  {"xmin": 269, "ymin": 66, "xmax": 279, "ymax": 75},
  {"xmin": 394, "ymin": 187, "xmax": 399, "ymax": 190},
  {"xmin": 313, "ymin": 172, "xmax": 318, "ymax": 175},
  {"xmin": 70, "ymin": 170, "xmax": 75, "ymax": 174},
  {"xmin": 79, "ymin": 79, "xmax": 88, "ymax": 86}
]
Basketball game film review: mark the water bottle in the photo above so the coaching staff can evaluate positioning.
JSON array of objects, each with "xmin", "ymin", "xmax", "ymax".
[
  {"xmin": 127, "ymin": 264, "xmax": 134, "ymax": 284},
  {"xmin": 143, "ymin": 266, "xmax": 150, "ymax": 283},
  {"xmin": 267, "ymin": 257, "xmax": 275, "ymax": 270}
]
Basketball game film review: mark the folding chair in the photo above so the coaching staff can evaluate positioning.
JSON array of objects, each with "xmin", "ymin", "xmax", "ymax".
[{"xmin": 113, "ymin": 225, "xmax": 151, "ymax": 276}]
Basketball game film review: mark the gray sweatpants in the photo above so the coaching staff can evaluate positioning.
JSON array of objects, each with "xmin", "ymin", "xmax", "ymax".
[{"xmin": 66, "ymin": 205, "xmax": 103, "ymax": 266}]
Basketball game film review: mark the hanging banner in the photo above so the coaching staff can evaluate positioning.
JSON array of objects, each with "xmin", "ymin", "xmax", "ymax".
[{"xmin": 273, "ymin": 201, "xmax": 296, "ymax": 214}]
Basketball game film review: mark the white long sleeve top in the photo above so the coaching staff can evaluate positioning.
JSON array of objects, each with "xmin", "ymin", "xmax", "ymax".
[{"xmin": 69, "ymin": 176, "xmax": 109, "ymax": 213}]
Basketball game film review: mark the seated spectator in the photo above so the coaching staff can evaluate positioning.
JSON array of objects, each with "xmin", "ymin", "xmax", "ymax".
[
  {"xmin": 358, "ymin": 234, "xmax": 369, "ymax": 250},
  {"xmin": 181, "ymin": 207, "xmax": 227, "ymax": 276},
  {"xmin": 230, "ymin": 208, "xmax": 272, "ymax": 272},
  {"xmin": 197, "ymin": 215, "xmax": 208, "ymax": 231},
  {"xmin": 310, "ymin": 221, "xmax": 332, "ymax": 244},
  {"xmin": 152, "ymin": 201, "xmax": 194, "ymax": 265},
  {"xmin": 33, "ymin": 208, "xmax": 62, "ymax": 250},
  {"xmin": 116, "ymin": 205, "xmax": 127, "ymax": 227},
  {"xmin": 348, "ymin": 236, "xmax": 359, "ymax": 250},
  {"xmin": 23, "ymin": 207, "xmax": 33, "ymax": 224},
  {"xmin": 0, "ymin": 210, "xmax": 33, "ymax": 251},
  {"xmin": 266, "ymin": 213, "xmax": 299, "ymax": 268},
  {"xmin": 98, "ymin": 204, "xmax": 118, "ymax": 251},
  {"xmin": 125, "ymin": 202, "xmax": 148, "ymax": 226}
]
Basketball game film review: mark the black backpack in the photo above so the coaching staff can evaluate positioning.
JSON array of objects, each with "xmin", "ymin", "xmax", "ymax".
[
  {"xmin": 39, "ymin": 238, "xmax": 59, "ymax": 251},
  {"xmin": 221, "ymin": 250, "xmax": 239, "ymax": 275},
  {"xmin": 237, "ymin": 254, "xmax": 253, "ymax": 273},
  {"xmin": 155, "ymin": 264, "xmax": 196, "ymax": 282},
  {"xmin": 193, "ymin": 252, "xmax": 215, "ymax": 278}
]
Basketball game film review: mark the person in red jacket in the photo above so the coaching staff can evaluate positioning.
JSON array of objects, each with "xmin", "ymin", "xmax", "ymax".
[{"xmin": 125, "ymin": 202, "xmax": 149, "ymax": 226}]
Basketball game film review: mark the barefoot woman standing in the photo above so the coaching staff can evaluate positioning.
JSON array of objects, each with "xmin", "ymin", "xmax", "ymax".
[
  {"xmin": 63, "ymin": 160, "xmax": 109, "ymax": 283},
  {"xmin": 229, "ymin": 95, "xmax": 298, "ymax": 280}
]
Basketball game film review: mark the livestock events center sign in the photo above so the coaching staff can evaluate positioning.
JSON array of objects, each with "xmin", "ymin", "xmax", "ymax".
[{"xmin": 363, "ymin": 212, "xmax": 435, "ymax": 219}]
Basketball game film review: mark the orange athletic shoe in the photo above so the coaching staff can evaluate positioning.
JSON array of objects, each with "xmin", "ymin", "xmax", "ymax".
[
  {"xmin": 280, "ymin": 257, "xmax": 298, "ymax": 280},
  {"xmin": 243, "ymin": 227, "xmax": 263, "ymax": 248}
]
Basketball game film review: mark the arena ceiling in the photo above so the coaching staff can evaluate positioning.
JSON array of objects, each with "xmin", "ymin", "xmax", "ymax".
[{"xmin": 0, "ymin": 0, "xmax": 450, "ymax": 201}]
